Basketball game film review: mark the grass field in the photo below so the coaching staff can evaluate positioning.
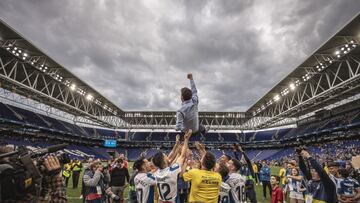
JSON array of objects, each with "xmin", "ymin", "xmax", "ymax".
[{"xmin": 66, "ymin": 163, "xmax": 286, "ymax": 203}]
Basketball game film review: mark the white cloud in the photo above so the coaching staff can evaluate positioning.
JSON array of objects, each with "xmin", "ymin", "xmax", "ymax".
[{"xmin": 0, "ymin": 0, "xmax": 359, "ymax": 111}]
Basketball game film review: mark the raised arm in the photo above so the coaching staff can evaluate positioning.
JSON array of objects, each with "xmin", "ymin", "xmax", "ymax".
[
  {"xmin": 187, "ymin": 74, "xmax": 198, "ymax": 104},
  {"xmin": 307, "ymin": 156, "xmax": 336, "ymax": 194},
  {"xmin": 195, "ymin": 141, "xmax": 206, "ymax": 158},
  {"xmin": 176, "ymin": 129, "xmax": 192, "ymax": 165},
  {"xmin": 168, "ymin": 134, "xmax": 181, "ymax": 162},
  {"xmin": 298, "ymin": 153, "xmax": 311, "ymax": 181},
  {"xmin": 239, "ymin": 146, "xmax": 255, "ymax": 178}
]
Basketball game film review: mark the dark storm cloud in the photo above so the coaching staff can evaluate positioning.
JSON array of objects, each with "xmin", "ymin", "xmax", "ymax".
[{"xmin": 0, "ymin": 0, "xmax": 359, "ymax": 111}]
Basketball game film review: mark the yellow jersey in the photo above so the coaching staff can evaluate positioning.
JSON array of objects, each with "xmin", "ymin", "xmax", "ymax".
[
  {"xmin": 183, "ymin": 168, "xmax": 221, "ymax": 203},
  {"xmin": 252, "ymin": 164, "xmax": 258, "ymax": 173},
  {"xmin": 279, "ymin": 168, "xmax": 286, "ymax": 185}
]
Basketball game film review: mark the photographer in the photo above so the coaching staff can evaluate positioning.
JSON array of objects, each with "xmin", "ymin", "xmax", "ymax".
[
  {"xmin": 0, "ymin": 145, "xmax": 67, "ymax": 203},
  {"xmin": 83, "ymin": 160, "xmax": 110, "ymax": 203},
  {"xmin": 109, "ymin": 158, "xmax": 129, "ymax": 203},
  {"xmin": 298, "ymin": 149, "xmax": 337, "ymax": 203}
]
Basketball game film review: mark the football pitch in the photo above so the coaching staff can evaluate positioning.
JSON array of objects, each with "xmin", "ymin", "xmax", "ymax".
[{"xmin": 66, "ymin": 163, "xmax": 284, "ymax": 203}]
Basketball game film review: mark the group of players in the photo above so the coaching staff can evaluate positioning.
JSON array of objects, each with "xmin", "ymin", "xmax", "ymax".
[
  {"xmin": 132, "ymin": 129, "xmax": 252, "ymax": 203},
  {"xmin": 130, "ymin": 133, "xmax": 360, "ymax": 203}
]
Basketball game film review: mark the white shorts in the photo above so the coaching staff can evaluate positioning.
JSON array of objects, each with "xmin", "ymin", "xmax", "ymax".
[{"xmin": 289, "ymin": 191, "xmax": 304, "ymax": 200}]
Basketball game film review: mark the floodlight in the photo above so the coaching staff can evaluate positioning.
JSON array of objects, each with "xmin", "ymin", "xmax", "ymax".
[
  {"xmin": 86, "ymin": 94, "xmax": 93, "ymax": 101},
  {"xmin": 70, "ymin": 84, "xmax": 76, "ymax": 91},
  {"xmin": 274, "ymin": 95, "xmax": 280, "ymax": 101},
  {"xmin": 289, "ymin": 83, "xmax": 296, "ymax": 90}
]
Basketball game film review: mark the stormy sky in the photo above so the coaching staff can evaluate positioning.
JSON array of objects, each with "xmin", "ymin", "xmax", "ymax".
[{"xmin": 0, "ymin": 0, "xmax": 359, "ymax": 111}]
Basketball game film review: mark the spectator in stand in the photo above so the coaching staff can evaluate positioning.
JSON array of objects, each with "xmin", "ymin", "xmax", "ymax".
[
  {"xmin": 259, "ymin": 160, "xmax": 271, "ymax": 200},
  {"xmin": 110, "ymin": 159, "xmax": 130, "ymax": 203},
  {"xmin": 270, "ymin": 175, "xmax": 283, "ymax": 203},
  {"xmin": 298, "ymin": 150, "xmax": 337, "ymax": 203}
]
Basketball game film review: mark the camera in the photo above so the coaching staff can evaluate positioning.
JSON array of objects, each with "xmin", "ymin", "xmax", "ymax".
[
  {"xmin": 0, "ymin": 143, "xmax": 69, "ymax": 201},
  {"xmin": 295, "ymin": 138, "xmax": 308, "ymax": 154}
]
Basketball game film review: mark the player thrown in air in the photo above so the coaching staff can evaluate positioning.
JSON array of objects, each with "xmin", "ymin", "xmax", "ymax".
[{"xmin": 176, "ymin": 73, "xmax": 207, "ymax": 136}]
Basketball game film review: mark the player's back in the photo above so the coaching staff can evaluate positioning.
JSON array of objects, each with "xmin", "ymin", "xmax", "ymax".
[
  {"xmin": 154, "ymin": 163, "xmax": 181, "ymax": 203},
  {"xmin": 134, "ymin": 172, "xmax": 156, "ymax": 203},
  {"xmin": 226, "ymin": 173, "xmax": 247, "ymax": 203},
  {"xmin": 183, "ymin": 168, "xmax": 222, "ymax": 203},
  {"xmin": 219, "ymin": 181, "xmax": 231, "ymax": 203}
]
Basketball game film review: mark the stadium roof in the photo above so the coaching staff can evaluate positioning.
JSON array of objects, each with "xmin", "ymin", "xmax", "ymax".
[
  {"xmin": 0, "ymin": 19, "xmax": 126, "ymax": 127},
  {"xmin": 246, "ymin": 13, "xmax": 360, "ymax": 128}
]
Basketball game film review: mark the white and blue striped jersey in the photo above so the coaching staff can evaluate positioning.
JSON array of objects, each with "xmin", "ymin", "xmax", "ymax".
[
  {"xmin": 154, "ymin": 162, "xmax": 181, "ymax": 203},
  {"xmin": 134, "ymin": 172, "xmax": 156, "ymax": 203},
  {"xmin": 225, "ymin": 173, "xmax": 247, "ymax": 203},
  {"xmin": 218, "ymin": 181, "xmax": 231, "ymax": 203},
  {"xmin": 338, "ymin": 177, "xmax": 360, "ymax": 197},
  {"xmin": 287, "ymin": 177, "xmax": 303, "ymax": 192}
]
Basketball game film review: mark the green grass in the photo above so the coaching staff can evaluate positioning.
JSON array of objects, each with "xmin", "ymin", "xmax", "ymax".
[{"xmin": 66, "ymin": 164, "xmax": 285, "ymax": 203}]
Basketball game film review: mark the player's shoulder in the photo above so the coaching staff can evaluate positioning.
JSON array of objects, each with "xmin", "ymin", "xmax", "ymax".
[
  {"xmin": 169, "ymin": 162, "xmax": 181, "ymax": 171},
  {"xmin": 221, "ymin": 182, "xmax": 231, "ymax": 191},
  {"xmin": 146, "ymin": 172, "xmax": 156, "ymax": 179},
  {"xmin": 188, "ymin": 168, "xmax": 200, "ymax": 173},
  {"xmin": 346, "ymin": 177, "xmax": 359, "ymax": 185}
]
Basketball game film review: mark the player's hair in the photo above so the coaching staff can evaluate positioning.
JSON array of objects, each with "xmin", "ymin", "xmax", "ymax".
[
  {"xmin": 224, "ymin": 154, "xmax": 232, "ymax": 161},
  {"xmin": 181, "ymin": 87, "xmax": 192, "ymax": 101},
  {"xmin": 328, "ymin": 161, "xmax": 339, "ymax": 167},
  {"xmin": 291, "ymin": 167, "xmax": 300, "ymax": 175},
  {"xmin": 133, "ymin": 158, "xmax": 146, "ymax": 171},
  {"xmin": 338, "ymin": 168, "xmax": 350, "ymax": 178},
  {"xmin": 231, "ymin": 158, "xmax": 242, "ymax": 171},
  {"xmin": 152, "ymin": 151, "xmax": 166, "ymax": 169},
  {"xmin": 218, "ymin": 163, "xmax": 229, "ymax": 179},
  {"xmin": 202, "ymin": 152, "xmax": 216, "ymax": 170},
  {"xmin": 271, "ymin": 175, "xmax": 280, "ymax": 183}
]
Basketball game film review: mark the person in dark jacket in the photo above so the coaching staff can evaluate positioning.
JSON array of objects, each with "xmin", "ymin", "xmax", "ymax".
[
  {"xmin": 110, "ymin": 159, "xmax": 130, "ymax": 203},
  {"xmin": 233, "ymin": 144, "xmax": 257, "ymax": 203},
  {"xmin": 298, "ymin": 150, "xmax": 338, "ymax": 203}
]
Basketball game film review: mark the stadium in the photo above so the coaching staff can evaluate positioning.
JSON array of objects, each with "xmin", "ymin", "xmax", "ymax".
[{"xmin": 0, "ymin": 1, "xmax": 359, "ymax": 203}]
